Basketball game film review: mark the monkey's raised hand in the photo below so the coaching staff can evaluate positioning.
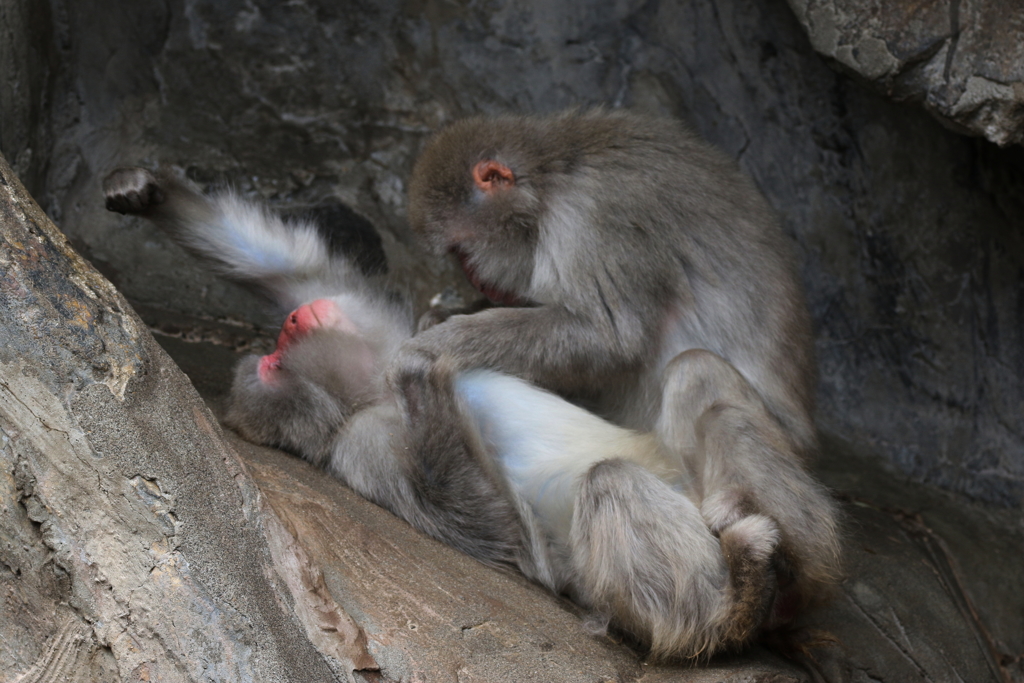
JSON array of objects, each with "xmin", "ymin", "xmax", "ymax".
[
  {"xmin": 103, "ymin": 166, "xmax": 380, "ymax": 312},
  {"xmin": 102, "ymin": 165, "xmax": 412, "ymax": 458}
]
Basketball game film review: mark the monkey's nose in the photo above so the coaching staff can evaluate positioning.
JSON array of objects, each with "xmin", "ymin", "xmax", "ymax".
[{"xmin": 275, "ymin": 299, "xmax": 356, "ymax": 356}]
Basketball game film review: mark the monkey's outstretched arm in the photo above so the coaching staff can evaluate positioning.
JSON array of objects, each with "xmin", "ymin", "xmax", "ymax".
[
  {"xmin": 399, "ymin": 303, "xmax": 649, "ymax": 399},
  {"xmin": 103, "ymin": 167, "xmax": 357, "ymax": 311}
]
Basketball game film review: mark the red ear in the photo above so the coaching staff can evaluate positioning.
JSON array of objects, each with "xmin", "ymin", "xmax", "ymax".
[{"xmin": 472, "ymin": 160, "xmax": 515, "ymax": 192}]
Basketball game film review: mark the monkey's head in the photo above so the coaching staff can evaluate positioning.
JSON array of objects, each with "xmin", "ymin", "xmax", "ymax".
[
  {"xmin": 408, "ymin": 116, "xmax": 554, "ymax": 306},
  {"xmin": 225, "ymin": 299, "xmax": 380, "ymax": 464}
]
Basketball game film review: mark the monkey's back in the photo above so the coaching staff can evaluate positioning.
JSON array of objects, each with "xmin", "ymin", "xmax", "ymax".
[{"xmin": 536, "ymin": 111, "xmax": 816, "ymax": 447}]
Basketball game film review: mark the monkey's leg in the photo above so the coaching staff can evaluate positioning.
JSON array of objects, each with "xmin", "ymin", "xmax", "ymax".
[
  {"xmin": 454, "ymin": 369, "xmax": 774, "ymax": 657},
  {"xmin": 570, "ymin": 459, "xmax": 779, "ymax": 659},
  {"xmin": 454, "ymin": 369, "xmax": 684, "ymax": 547},
  {"xmin": 658, "ymin": 349, "xmax": 842, "ymax": 620},
  {"xmin": 103, "ymin": 167, "xmax": 360, "ymax": 309}
]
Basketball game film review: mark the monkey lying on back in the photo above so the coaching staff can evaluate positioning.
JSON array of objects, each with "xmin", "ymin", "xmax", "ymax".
[{"xmin": 103, "ymin": 139, "xmax": 834, "ymax": 657}]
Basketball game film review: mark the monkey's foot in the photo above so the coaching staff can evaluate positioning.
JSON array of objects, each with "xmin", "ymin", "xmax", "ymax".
[{"xmin": 103, "ymin": 167, "xmax": 165, "ymax": 214}]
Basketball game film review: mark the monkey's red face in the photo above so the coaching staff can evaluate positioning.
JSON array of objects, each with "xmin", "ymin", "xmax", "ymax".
[
  {"xmin": 258, "ymin": 299, "xmax": 366, "ymax": 385},
  {"xmin": 408, "ymin": 120, "xmax": 543, "ymax": 306},
  {"xmin": 434, "ymin": 158, "xmax": 536, "ymax": 306}
]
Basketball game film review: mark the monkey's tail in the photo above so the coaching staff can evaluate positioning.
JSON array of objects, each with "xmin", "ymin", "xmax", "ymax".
[{"xmin": 569, "ymin": 459, "xmax": 780, "ymax": 660}]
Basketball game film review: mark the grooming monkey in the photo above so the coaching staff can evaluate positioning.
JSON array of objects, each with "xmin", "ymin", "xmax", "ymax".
[{"xmin": 405, "ymin": 108, "xmax": 840, "ymax": 609}]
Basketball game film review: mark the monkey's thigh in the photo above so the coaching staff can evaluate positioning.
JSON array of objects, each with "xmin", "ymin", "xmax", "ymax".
[
  {"xmin": 570, "ymin": 459, "xmax": 732, "ymax": 656},
  {"xmin": 657, "ymin": 350, "xmax": 841, "ymax": 598},
  {"xmin": 657, "ymin": 349, "xmax": 787, "ymax": 527}
]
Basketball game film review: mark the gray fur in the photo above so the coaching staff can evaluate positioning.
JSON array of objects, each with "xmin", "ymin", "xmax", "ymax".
[{"xmin": 571, "ymin": 459, "xmax": 772, "ymax": 657}]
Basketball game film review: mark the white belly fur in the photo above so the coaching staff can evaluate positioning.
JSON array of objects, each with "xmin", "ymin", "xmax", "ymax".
[{"xmin": 455, "ymin": 370, "xmax": 688, "ymax": 547}]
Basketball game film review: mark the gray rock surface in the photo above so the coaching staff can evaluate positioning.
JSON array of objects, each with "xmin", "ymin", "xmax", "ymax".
[
  {"xmin": 787, "ymin": 0, "xmax": 1024, "ymax": 146},
  {"xmin": 0, "ymin": 153, "xmax": 350, "ymax": 682},
  {"xmin": 2, "ymin": 0, "xmax": 1024, "ymax": 678},
  {"xmin": 0, "ymin": 0, "xmax": 56, "ymax": 195}
]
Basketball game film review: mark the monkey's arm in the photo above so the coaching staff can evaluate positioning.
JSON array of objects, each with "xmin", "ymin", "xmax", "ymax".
[
  {"xmin": 330, "ymin": 365, "xmax": 537, "ymax": 572},
  {"xmin": 399, "ymin": 303, "xmax": 651, "ymax": 397},
  {"xmin": 103, "ymin": 167, "xmax": 357, "ymax": 311}
]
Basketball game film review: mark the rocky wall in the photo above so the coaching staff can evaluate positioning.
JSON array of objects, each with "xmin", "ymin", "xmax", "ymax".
[
  {"xmin": 787, "ymin": 0, "xmax": 1024, "ymax": 146},
  {"xmin": 3, "ymin": 0, "xmax": 1022, "ymax": 505}
]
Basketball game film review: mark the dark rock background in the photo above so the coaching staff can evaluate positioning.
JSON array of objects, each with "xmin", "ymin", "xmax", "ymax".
[{"xmin": 3, "ymin": 0, "xmax": 1022, "ymax": 506}]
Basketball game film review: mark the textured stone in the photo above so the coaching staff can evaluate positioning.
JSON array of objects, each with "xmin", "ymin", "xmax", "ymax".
[
  {"xmin": 0, "ymin": 153, "xmax": 349, "ymax": 681},
  {"xmin": 788, "ymin": 0, "xmax": 1024, "ymax": 146}
]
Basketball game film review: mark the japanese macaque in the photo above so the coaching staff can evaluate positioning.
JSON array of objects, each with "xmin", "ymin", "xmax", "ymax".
[
  {"xmin": 406, "ymin": 108, "xmax": 840, "ymax": 604},
  {"xmin": 102, "ymin": 109, "xmax": 838, "ymax": 659}
]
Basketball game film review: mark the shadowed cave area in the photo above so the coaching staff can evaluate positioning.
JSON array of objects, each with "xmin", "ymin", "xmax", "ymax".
[{"xmin": 2, "ymin": 0, "xmax": 1023, "ymax": 680}]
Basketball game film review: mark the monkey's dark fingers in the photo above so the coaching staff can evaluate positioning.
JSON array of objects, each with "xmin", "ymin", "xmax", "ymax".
[
  {"xmin": 425, "ymin": 355, "xmax": 460, "ymax": 389},
  {"xmin": 386, "ymin": 341, "xmax": 440, "ymax": 385},
  {"xmin": 416, "ymin": 298, "xmax": 493, "ymax": 333},
  {"xmin": 102, "ymin": 167, "xmax": 166, "ymax": 215}
]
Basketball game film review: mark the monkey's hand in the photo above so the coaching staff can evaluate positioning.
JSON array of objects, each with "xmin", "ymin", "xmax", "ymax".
[
  {"xmin": 393, "ymin": 305, "xmax": 637, "ymax": 400},
  {"xmin": 417, "ymin": 298, "xmax": 495, "ymax": 333},
  {"xmin": 416, "ymin": 308, "xmax": 455, "ymax": 333},
  {"xmin": 393, "ymin": 355, "xmax": 462, "ymax": 428},
  {"xmin": 103, "ymin": 167, "xmax": 166, "ymax": 215},
  {"xmin": 388, "ymin": 319, "xmax": 463, "ymax": 385},
  {"xmin": 386, "ymin": 320, "xmax": 489, "ymax": 407}
]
